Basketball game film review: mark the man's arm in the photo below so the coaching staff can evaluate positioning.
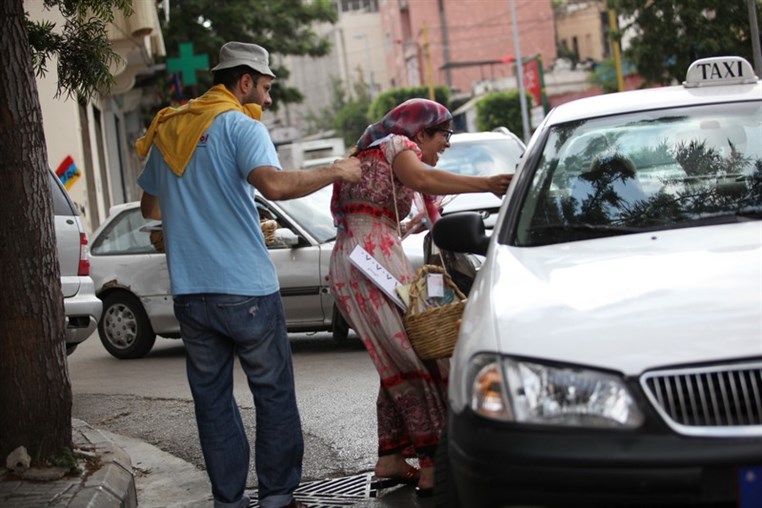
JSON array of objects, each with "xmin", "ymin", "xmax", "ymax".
[
  {"xmin": 247, "ymin": 157, "xmax": 361, "ymax": 201},
  {"xmin": 141, "ymin": 192, "xmax": 161, "ymax": 220}
]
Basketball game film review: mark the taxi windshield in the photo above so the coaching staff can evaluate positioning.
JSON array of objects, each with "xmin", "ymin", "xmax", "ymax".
[{"xmin": 514, "ymin": 101, "xmax": 762, "ymax": 246}]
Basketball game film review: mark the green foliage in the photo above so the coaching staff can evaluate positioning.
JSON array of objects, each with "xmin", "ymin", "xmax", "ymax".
[
  {"xmin": 334, "ymin": 99, "xmax": 371, "ymax": 148},
  {"xmin": 25, "ymin": 0, "xmax": 133, "ymax": 99},
  {"xmin": 300, "ymin": 75, "xmax": 371, "ymax": 147},
  {"xmin": 368, "ymin": 86, "xmax": 451, "ymax": 122},
  {"xmin": 302, "ymin": 76, "xmax": 347, "ymax": 134},
  {"xmin": 333, "ymin": 78, "xmax": 372, "ymax": 147},
  {"xmin": 49, "ymin": 447, "xmax": 79, "ymax": 472},
  {"xmin": 588, "ymin": 58, "xmax": 637, "ymax": 93},
  {"xmin": 160, "ymin": 0, "xmax": 339, "ymax": 110},
  {"xmin": 475, "ymin": 91, "xmax": 530, "ymax": 135},
  {"xmin": 607, "ymin": 0, "xmax": 762, "ymax": 85}
]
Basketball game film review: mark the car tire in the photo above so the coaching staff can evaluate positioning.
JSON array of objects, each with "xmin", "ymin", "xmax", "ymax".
[
  {"xmin": 98, "ymin": 292, "xmax": 156, "ymax": 360},
  {"xmin": 433, "ymin": 424, "xmax": 461, "ymax": 508},
  {"xmin": 331, "ymin": 306, "xmax": 350, "ymax": 342}
]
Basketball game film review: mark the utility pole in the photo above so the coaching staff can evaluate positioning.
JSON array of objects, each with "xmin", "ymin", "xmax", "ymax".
[
  {"xmin": 510, "ymin": 0, "xmax": 530, "ymax": 143},
  {"xmin": 748, "ymin": 0, "xmax": 762, "ymax": 76},
  {"xmin": 438, "ymin": 0, "xmax": 453, "ymax": 87},
  {"xmin": 607, "ymin": 3, "xmax": 625, "ymax": 92},
  {"xmin": 421, "ymin": 22, "xmax": 436, "ymax": 101}
]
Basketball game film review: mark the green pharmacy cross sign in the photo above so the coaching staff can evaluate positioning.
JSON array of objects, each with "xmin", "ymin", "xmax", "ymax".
[{"xmin": 167, "ymin": 42, "xmax": 209, "ymax": 86}]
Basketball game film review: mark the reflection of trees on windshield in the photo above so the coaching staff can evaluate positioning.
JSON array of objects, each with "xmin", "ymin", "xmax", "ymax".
[
  {"xmin": 563, "ymin": 151, "xmax": 644, "ymax": 225},
  {"xmin": 525, "ymin": 139, "xmax": 762, "ymax": 245}
]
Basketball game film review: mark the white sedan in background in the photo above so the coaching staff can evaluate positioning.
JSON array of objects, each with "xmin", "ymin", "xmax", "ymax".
[{"xmin": 90, "ymin": 187, "xmax": 425, "ymax": 359}]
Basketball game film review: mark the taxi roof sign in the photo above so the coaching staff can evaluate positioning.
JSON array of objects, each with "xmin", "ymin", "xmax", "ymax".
[{"xmin": 683, "ymin": 56, "xmax": 758, "ymax": 88}]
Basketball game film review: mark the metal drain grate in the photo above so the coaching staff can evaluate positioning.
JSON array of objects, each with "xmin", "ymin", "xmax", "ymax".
[{"xmin": 248, "ymin": 472, "xmax": 384, "ymax": 507}]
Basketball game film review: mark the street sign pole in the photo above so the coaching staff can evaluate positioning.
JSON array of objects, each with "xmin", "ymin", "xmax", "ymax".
[{"xmin": 510, "ymin": 0, "xmax": 530, "ymax": 143}]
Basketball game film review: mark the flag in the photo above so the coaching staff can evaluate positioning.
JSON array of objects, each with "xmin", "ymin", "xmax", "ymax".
[{"xmin": 55, "ymin": 155, "xmax": 80, "ymax": 190}]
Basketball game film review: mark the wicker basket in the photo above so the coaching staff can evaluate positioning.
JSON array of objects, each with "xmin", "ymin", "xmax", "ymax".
[{"xmin": 404, "ymin": 264, "xmax": 467, "ymax": 360}]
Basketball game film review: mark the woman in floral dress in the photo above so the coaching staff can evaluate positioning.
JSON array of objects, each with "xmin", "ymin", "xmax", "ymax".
[{"xmin": 329, "ymin": 99, "xmax": 511, "ymax": 495}]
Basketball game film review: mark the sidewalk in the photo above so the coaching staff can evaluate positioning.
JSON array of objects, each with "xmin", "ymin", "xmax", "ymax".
[
  {"xmin": 0, "ymin": 419, "xmax": 139, "ymax": 507},
  {"xmin": 0, "ymin": 419, "xmax": 429, "ymax": 508}
]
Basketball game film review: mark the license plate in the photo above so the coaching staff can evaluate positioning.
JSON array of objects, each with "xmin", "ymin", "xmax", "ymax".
[{"xmin": 738, "ymin": 466, "xmax": 762, "ymax": 508}]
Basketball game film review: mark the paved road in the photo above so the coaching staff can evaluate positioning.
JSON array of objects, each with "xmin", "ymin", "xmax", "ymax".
[{"xmin": 67, "ymin": 332, "xmax": 437, "ymax": 507}]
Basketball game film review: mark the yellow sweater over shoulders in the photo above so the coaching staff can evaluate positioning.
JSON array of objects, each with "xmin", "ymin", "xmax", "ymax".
[{"xmin": 135, "ymin": 84, "xmax": 263, "ymax": 176}]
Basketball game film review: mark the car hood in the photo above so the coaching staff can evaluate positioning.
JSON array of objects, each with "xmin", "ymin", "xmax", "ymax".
[
  {"xmin": 460, "ymin": 222, "xmax": 762, "ymax": 375},
  {"xmin": 442, "ymin": 192, "xmax": 502, "ymax": 214}
]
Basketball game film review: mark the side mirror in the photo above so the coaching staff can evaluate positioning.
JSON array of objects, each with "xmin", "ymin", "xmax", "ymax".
[
  {"xmin": 432, "ymin": 212, "xmax": 490, "ymax": 256},
  {"xmin": 274, "ymin": 228, "xmax": 299, "ymax": 247}
]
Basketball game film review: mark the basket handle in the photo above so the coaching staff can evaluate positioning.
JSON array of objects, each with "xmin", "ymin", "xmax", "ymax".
[{"xmin": 406, "ymin": 264, "xmax": 466, "ymax": 317}]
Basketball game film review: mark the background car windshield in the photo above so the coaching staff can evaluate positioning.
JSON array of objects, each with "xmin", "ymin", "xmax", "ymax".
[
  {"xmin": 514, "ymin": 101, "xmax": 762, "ymax": 247},
  {"xmin": 275, "ymin": 186, "xmax": 336, "ymax": 243},
  {"xmin": 437, "ymin": 138, "xmax": 525, "ymax": 176}
]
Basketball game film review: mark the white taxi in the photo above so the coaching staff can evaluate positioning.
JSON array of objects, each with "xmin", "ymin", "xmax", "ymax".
[{"xmin": 432, "ymin": 56, "xmax": 762, "ymax": 507}]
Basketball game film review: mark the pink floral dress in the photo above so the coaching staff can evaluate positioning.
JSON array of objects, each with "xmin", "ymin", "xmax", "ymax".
[{"xmin": 329, "ymin": 134, "xmax": 448, "ymax": 466}]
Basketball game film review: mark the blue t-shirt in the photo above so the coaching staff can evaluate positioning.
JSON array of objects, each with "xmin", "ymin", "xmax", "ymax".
[{"xmin": 138, "ymin": 110, "xmax": 282, "ymax": 296}]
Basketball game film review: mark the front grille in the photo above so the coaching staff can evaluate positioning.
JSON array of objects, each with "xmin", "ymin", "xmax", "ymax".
[{"xmin": 640, "ymin": 361, "xmax": 762, "ymax": 437}]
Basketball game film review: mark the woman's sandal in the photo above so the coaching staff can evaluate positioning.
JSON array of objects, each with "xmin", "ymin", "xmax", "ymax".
[{"xmin": 370, "ymin": 466, "xmax": 420, "ymax": 490}]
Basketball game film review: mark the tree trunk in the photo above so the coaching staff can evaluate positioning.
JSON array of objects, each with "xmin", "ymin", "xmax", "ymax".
[{"xmin": 0, "ymin": 0, "xmax": 73, "ymax": 462}]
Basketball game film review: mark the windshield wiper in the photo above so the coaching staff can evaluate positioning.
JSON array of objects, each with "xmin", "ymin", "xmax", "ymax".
[
  {"xmin": 735, "ymin": 208, "xmax": 762, "ymax": 220},
  {"xmin": 533, "ymin": 223, "xmax": 644, "ymax": 234},
  {"xmin": 525, "ymin": 223, "xmax": 643, "ymax": 246}
]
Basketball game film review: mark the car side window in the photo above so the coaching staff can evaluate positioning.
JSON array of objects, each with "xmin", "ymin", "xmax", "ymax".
[
  {"xmin": 48, "ymin": 171, "xmax": 77, "ymax": 217},
  {"xmin": 91, "ymin": 208, "xmax": 156, "ymax": 255}
]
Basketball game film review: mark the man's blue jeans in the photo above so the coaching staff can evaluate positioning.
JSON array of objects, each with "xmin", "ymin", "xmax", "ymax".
[{"xmin": 174, "ymin": 292, "xmax": 303, "ymax": 508}]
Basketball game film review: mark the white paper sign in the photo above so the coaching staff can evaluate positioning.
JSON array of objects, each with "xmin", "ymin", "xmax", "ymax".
[
  {"xmin": 427, "ymin": 273, "xmax": 444, "ymax": 298},
  {"xmin": 348, "ymin": 245, "xmax": 407, "ymax": 311}
]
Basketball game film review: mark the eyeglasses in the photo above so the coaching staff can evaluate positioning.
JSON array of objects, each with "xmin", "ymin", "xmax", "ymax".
[{"xmin": 439, "ymin": 129, "xmax": 454, "ymax": 142}]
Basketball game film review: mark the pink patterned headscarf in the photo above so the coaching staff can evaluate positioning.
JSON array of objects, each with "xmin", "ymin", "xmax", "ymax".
[{"xmin": 356, "ymin": 98, "xmax": 452, "ymax": 150}]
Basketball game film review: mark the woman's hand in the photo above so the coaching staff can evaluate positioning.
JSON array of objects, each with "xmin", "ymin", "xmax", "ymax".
[{"xmin": 487, "ymin": 173, "xmax": 513, "ymax": 197}]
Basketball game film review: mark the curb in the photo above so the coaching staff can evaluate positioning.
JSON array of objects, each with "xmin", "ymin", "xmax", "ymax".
[{"xmin": 70, "ymin": 419, "xmax": 137, "ymax": 508}]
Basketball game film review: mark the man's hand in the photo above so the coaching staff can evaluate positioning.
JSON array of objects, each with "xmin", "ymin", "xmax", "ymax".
[
  {"xmin": 141, "ymin": 192, "xmax": 161, "ymax": 219},
  {"xmin": 333, "ymin": 157, "xmax": 362, "ymax": 183}
]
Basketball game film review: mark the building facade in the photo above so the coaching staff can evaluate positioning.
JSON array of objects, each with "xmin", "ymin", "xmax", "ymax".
[
  {"xmin": 554, "ymin": 0, "xmax": 609, "ymax": 63},
  {"xmin": 379, "ymin": 0, "xmax": 556, "ymax": 97},
  {"xmin": 273, "ymin": 0, "xmax": 557, "ymax": 139},
  {"xmin": 27, "ymin": 0, "xmax": 165, "ymax": 233},
  {"xmin": 272, "ymin": 0, "xmax": 388, "ymax": 143}
]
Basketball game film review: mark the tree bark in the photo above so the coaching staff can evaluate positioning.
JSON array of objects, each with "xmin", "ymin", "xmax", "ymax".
[{"xmin": 0, "ymin": 0, "xmax": 73, "ymax": 462}]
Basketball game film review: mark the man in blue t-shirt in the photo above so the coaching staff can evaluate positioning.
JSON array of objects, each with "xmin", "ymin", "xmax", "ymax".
[{"xmin": 137, "ymin": 41, "xmax": 360, "ymax": 508}]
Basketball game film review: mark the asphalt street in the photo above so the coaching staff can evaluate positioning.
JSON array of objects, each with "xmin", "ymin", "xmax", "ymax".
[{"xmin": 67, "ymin": 331, "xmax": 437, "ymax": 507}]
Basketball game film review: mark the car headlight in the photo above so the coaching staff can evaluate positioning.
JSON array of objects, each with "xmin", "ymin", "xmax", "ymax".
[{"xmin": 468, "ymin": 354, "xmax": 644, "ymax": 428}]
